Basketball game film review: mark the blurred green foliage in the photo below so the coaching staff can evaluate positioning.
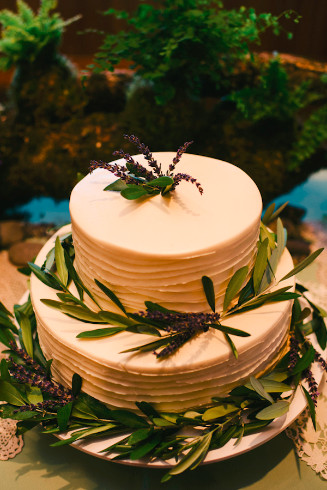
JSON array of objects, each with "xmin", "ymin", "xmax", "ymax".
[
  {"xmin": 229, "ymin": 58, "xmax": 313, "ymax": 122},
  {"xmin": 93, "ymin": 0, "xmax": 298, "ymax": 104},
  {"xmin": 0, "ymin": 0, "xmax": 80, "ymax": 69}
]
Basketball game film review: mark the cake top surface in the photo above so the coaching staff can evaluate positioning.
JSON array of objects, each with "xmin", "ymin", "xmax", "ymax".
[{"xmin": 70, "ymin": 153, "xmax": 262, "ymax": 257}]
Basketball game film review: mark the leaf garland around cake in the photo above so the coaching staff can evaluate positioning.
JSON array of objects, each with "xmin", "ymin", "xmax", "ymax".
[
  {"xmin": 28, "ymin": 203, "xmax": 324, "ymax": 360},
  {"xmin": 0, "ymin": 287, "xmax": 326, "ymax": 482},
  {"xmin": 89, "ymin": 134, "xmax": 204, "ymax": 199}
]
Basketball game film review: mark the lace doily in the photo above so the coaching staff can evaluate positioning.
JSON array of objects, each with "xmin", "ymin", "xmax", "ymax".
[{"xmin": 0, "ymin": 415, "xmax": 24, "ymax": 460}]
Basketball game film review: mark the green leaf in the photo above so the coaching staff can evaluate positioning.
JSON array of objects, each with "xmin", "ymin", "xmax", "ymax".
[
  {"xmin": 76, "ymin": 327, "xmax": 125, "ymax": 339},
  {"xmin": 98, "ymin": 311, "xmax": 135, "ymax": 327},
  {"xmin": 41, "ymin": 299, "xmax": 104, "ymax": 323},
  {"xmin": 135, "ymin": 401, "xmax": 160, "ymax": 419},
  {"xmin": 245, "ymin": 376, "xmax": 292, "ymax": 394},
  {"xmin": 72, "ymin": 373, "xmax": 82, "ymax": 397},
  {"xmin": 0, "ymin": 301, "xmax": 12, "ymax": 317},
  {"xmin": 249, "ymin": 376, "xmax": 274, "ymax": 403},
  {"xmin": 64, "ymin": 250, "xmax": 84, "ymax": 300},
  {"xmin": 211, "ymin": 323, "xmax": 250, "ymax": 337},
  {"xmin": 253, "ymin": 238, "xmax": 269, "ymax": 294},
  {"xmin": 146, "ymin": 176, "xmax": 174, "ymax": 187},
  {"xmin": 110, "ymin": 410, "xmax": 149, "ymax": 428},
  {"xmin": 104, "ymin": 179, "xmax": 128, "ymax": 191},
  {"xmin": 302, "ymin": 386, "xmax": 316, "ymax": 430},
  {"xmin": 134, "ymin": 324, "xmax": 161, "ymax": 337},
  {"xmin": 128, "ymin": 428, "xmax": 153, "ymax": 445},
  {"xmin": 223, "ymin": 266, "xmax": 248, "ymax": 311},
  {"xmin": 0, "ymin": 359, "xmax": 10, "ymax": 381},
  {"xmin": 144, "ymin": 301, "xmax": 178, "ymax": 314},
  {"xmin": 121, "ymin": 185, "xmax": 148, "ymax": 200},
  {"xmin": 57, "ymin": 402, "xmax": 73, "ymax": 431},
  {"xmin": 26, "ymin": 386, "xmax": 43, "ymax": 405},
  {"xmin": 29, "ymin": 263, "xmax": 63, "ymax": 291},
  {"xmin": 130, "ymin": 431, "xmax": 163, "ymax": 460},
  {"xmin": 164, "ymin": 432, "xmax": 212, "ymax": 479},
  {"xmin": 0, "ymin": 380, "xmax": 26, "ymax": 406},
  {"xmin": 224, "ymin": 333, "xmax": 238, "ymax": 359},
  {"xmin": 55, "ymin": 237, "xmax": 68, "ymax": 286},
  {"xmin": 292, "ymin": 344, "xmax": 315, "ymax": 375},
  {"xmin": 256, "ymin": 400, "xmax": 289, "ymax": 420},
  {"xmin": 152, "ymin": 417, "xmax": 175, "ymax": 427},
  {"xmin": 73, "ymin": 424, "xmax": 117, "ymax": 441},
  {"xmin": 20, "ymin": 312, "xmax": 33, "ymax": 359},
  {"xmin": 269, "ymin": 202, "xmax": 289, "ymax": 222},
  {"xmin": 202, "ymin": 403, "xmax": 238, "ymax": 421},
  {"xmin": 201, "ymin": 276, "xmax": 215, "ymax": 312},
  {"xmin": 280, "ymin": 249, "xmax": 324, "ymax": 281},
  {"xmin": 0, "ymin": 311, "xmax": 18, "ymax": 332},
  {"xmin": 120, "ymin": 335, "xmax": 172, "ymax": 354},
  {"xmin": 261, "ymin": 203, "xmax": 275, "ymax": 225},
  {"xmin": 311, "ymin": 311, "xmax": 327, "ymax": 350},
  {"xmin": 95, "ymin": 279, "xmax": 126, "ymax": 314}
]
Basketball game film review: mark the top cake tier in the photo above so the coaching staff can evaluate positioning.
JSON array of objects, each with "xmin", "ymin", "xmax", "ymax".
[{"xmin": 70, "ymin": 153, "xmax": 262, "ymax": 313}]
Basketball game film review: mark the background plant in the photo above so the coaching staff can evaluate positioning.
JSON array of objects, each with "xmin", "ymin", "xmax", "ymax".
[
  {"xmin": 0, "ymin": 0, "xmax": 83, "ymax": 123},
  {"xmin": 92, "ymin": 0, "xmax": 298, "ymax": 104},
  {"xmin": 229, "ymin": 57, "xmax": 313, "ymax": 123}
]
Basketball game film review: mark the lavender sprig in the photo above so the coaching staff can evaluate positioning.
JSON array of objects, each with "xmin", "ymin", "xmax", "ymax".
[
  {"xmin": 137, "ymin": 310, "xmax": 220, "ymax": 358},
  {"xmin": 303, "ymin": 368, "xmax": 320, "ymax": 406},
  {"xmin": 173, "ymin": 172, "xmax": 204, "ymax": 194},
  {"xmin": 123, "ymin": 134, "xmax": 162, "ymax": 176},
  {"xmin": 169, "ymin": 141, "xmax": 194, "ymax": 175},
  {"xmin": 89, "ymin": 135, "xmax": 203, "ymax": 200},
  {"xmin": 288, "ymin": 335, "xmax": 300, "ymax": 371}
]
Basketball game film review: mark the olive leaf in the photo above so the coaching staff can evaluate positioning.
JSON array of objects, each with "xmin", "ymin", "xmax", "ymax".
[
  {"xmin": 202, "ymin": 403, "xmax": 238, "ymax": 421},
  {"xmin": 55, "ymin": 236, "xmax": 68, "ymax": 286},
  {"xmin": 256, "ymin": 400, "xmax": 289, "ymax": 420},
  {"xmin": 57, "ymin": 401, "xmax": 73, "ymax": 431},
  {"xmin": 40, "ymin": 299, "xmax": 105, "ymax": 323},
  {"xmin": 302, "ymin": 386, "xmax": 316, "ymax": 430},
  {"xmin": 95, "ymin": 279, "xmax": 126, "ymax": 314},
  {"xmin": 76, "ymin": 327, "xmax": 126, "ymax": 339},
  {"xmin": 20, "ymin": 312, "xmax": 33, "ymax": 359},
  {"xmin": 280, "ymin": 248, "xmax": 324, "ymax": 281},
  {"xmin": 201, "ymin": 276, "xmax": 216, "ymax": 312},
  {"xmin": 253, "ymin": 238, "xmax": 269, "ymax": 294},
  {"xmin": 223, "ymin": 266, "xmax": 248, "ymax": 311},
  {"xmin": 249, "ymin": 376, "xmax": 274, "ymax": 404},
  {"xmin": 29, "ymin": 262, "xmax": 63, "ymax": 291}
]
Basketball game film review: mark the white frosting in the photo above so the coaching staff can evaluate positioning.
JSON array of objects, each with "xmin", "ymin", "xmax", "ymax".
[{"xmin": 70, "ymin": 153, "xmax": 262, "ymax": 312}]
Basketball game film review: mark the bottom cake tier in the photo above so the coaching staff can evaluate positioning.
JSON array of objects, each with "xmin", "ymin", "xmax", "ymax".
[{"xmin": 30, "ymin": 225, "xmax": 295, "ymax": 412}]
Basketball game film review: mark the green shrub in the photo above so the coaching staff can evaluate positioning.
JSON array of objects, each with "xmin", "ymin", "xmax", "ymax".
[
  {"xmin": 0, "ymin": 0, "xmax": 79, "ymax": 69},
  {"xmin": 93, "ymin": 0, "xmax": 297, "ymax": 104},
  {"xmin": 229, "ymin": 58, "xmax": 312, "ymax": 123},
  {"xmin": 0, "ymin": 0, "xmax": 83, "ymax": 123}
]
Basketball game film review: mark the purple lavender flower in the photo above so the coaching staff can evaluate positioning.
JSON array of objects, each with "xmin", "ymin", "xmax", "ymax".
[
  {"xmin": 89, "ymin": 136, "xmax": 203, "ymax": 198},
  {"xmin": 169, "ymin": 141, "xmax": 194, "ymax": 174},
  {"xmin": 138, "ymin": 309, "xmax": 219, "ymax": 358},
  {"xmin": 288, "ymin": 335, "xmax": 300, "ymax": 371},
  {"xmin": 303, "ymin": 368, "xmax": 320, "ymax": 406},
  {"xmin": 314, "ymin": 351, "xmax": 327, "ymax": 371},
  {"xmin": 123, "ymin": 134, "xmax": 162, "ymax": 176}
]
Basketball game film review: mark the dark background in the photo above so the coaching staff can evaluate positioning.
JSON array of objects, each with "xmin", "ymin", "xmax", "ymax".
[{"xmin": 1, "ymin": 0, "xmax": 327, "ymax": 62}]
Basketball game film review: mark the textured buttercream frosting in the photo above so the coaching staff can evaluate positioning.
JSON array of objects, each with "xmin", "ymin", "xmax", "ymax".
[
  {"xmin": 31, "ymin": 225, "xmax": 294, "ymax": 412},
  {"xmin": 70, "ymin": 153, "xmax": 262, "ymax": 313}
]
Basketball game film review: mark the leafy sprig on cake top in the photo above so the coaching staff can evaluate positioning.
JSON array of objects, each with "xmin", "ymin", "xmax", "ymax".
[
  {"xmin": 89, "ymin": 134, "xmax": 203, "ymax": 200},
  {"xmin": 0, "ymin": 284, "xmax": 326, "ymax": 482}
]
